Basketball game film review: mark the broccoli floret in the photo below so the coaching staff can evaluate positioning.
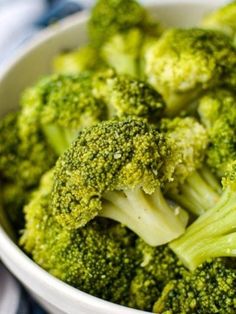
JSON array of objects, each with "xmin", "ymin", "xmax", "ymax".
[
  {"xmin": 88, "ymin": 0, "xmax": 161, "ymax": 48},
  {"xmin": 154, "ymin": 258, "xmax": 236, "ymax": 313},
  {"xmin": 53, "ymin": 45, "xmax": 104, "ymax": 74},
  {"xmin": 202, "ymin": 1, "xmax": 236, "ymax": 45},
  {"xmin": 145, "ymin": 28, "xmax": 236, "ymax": 116},
  {"xmin": 21, "ymin": 73, "xmax": 106, "ymax": 156},
  {"xmin": 128, "ymin": 239, "xmax": 186, "ymax": 311},
  {"xmin": 0, "ymin": 111, "xmax": 55, "ymax": 187},
  {"xmin": 170, "ymin": 161, "xmax": 236, "ymax": 270},
  {"xmin": 51, "ymin": 118, "xmax": 188, "ymax": 246},
  {"xmin": 20, "ymin": 170, "xmax": 137, "ymax": 305},
  {"xmin": 160, "ymin": 117, "xmax": 221, "ymax": 216},
  {"xmin": 93, "ymin": 69, "xmax": 165, "ymax": 122},
  {"xmin": 198, "ymin": 88, "xmax": 236, "ymax": 177}
]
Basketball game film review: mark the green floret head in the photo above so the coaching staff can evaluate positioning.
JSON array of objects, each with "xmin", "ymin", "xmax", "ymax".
[
  {"xmin": 145, "ymin": 28, "xmax": 236, "ymax": 116},
  {"xmin": 198, "ymin": 88, "xmax": 236, "ymax": 177},
  {"xmin": 0, "ymin": 112, "xmax": 21, "ymax": 181},
  {"xmin": 128, "ymin": 239, "xmax": 187, "ymax": 311},
  {"xmin": 53, "ymin": 45, "xmax": 104, "ymax": 74},
  {"xmin": 89, "ymin": 0, "xmax": 158, "ymax": 48},
  {"xmin": 154, "ymin": 258, "xmax": 236, "ymax": 314},
  {"xmin": 22, "ymin": 73, "xmax": 107, "ymax": 155},
  {"xmin": 0, "ymin": 110, "xmax": 55, "ymax": 188},
  {"xmin": 52, "ymin": 118, "xmax": 188, "ymax": 246},
  {"xmin": 93, "ymin": 70, "xmax": 165, "ymax": 122},
  {"xmin": 202, "ymin": 1, "xmax": 236, "ymax": 44},
  {"xmin": 20, "ymin": 170, "xmax": 137, "ymax": 305}
]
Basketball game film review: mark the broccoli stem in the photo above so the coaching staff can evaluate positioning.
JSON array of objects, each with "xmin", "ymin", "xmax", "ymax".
[
  {"xmin": 168, "ymin": 170, "xmax": 220, "ymax": 216},
  {"xmin": 169, "ymin": 189, "xmax": 236, "ymax": 270},
  {"xmin": 100, "ymin": 187, "xmax": 188, "ymax": 246}
]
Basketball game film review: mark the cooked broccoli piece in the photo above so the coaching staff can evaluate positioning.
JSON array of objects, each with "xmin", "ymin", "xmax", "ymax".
[
  {"xmin": 93, "ymin": 69, "xmax": 165, "ymax": 122},
  {"xmin": 21, "ymin": 73, "xmax": 106, "ymax": 156},
  {"xmin": 170, "ymin": 161, "xmax": 236, "ymax": 270},
  {"xmin": 53, "ymin": 45, "xmax": 104, "ymax": 74},
  {"xmin": 202, "ymin": 1, "xmax": 236, "ymax": 45},
  {"xmin": 20, "ymin": 170, "xmax": 137, "ymax": 305},
  {"xmin": 51, "ymin": 118, "xmax": 188, "ymax": 246},
  {"xmin": 128, "ymin": 239, "xmax": 186, "ymax": 311},
  {"xmin": 88, "ymin": 0, "xmax": 161, "ymax": 48},
  {"xmin": 154, "ymin": 258, "xmax": 236, "ymax": 314},
  {"xmin": 0, "ymin": 111, "xmax": 55, "ymax": 187},
  {"xmin": 160, "ymin": 117, "xmax": 221, "ymax": 216},
  {"xmin": 145, "ymin": 28, "xmax": 236, "ymax": 116},
  {"xmin": 198, "ymin": 88, "xmax": 236, "ymax": 177}
]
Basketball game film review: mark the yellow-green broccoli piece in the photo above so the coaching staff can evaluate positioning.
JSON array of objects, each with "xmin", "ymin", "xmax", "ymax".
[
  {"xmin": 51, "ymin": 118, "xmax": 188, "ymax": 246},
  {"xmin": 145, "ymin": 28, "xmax": 236, "ymax": 116},
  {"xmin": 198, "ymin": 88, "xmax": 236, "ymax": 177},
  {"xmin": 20, "ymin": 170, "xmax": 137, "ymax": 305}
]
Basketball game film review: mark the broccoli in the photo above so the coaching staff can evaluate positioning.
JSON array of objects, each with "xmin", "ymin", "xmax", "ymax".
[
  {"xmin": 169, "ymin": 161, "xmax": 236, "ymax": 270},
  {"xmin": 160, "ymin": 117, "xmax": 221, "ymax": 216},
  {"xmin": 51, "ymin": 118, "xmax": 188, "ymax": 246},
  {"xmin": 202, "ymin": 1, "xmax": 236, "ymax": 45},
  {"xmin": 128, "ymin": 239, "xmax": 186, "ymax": 311},
  {"xmin": 154, "ymin": 258, "xmax": 236, "ymax": 314},
  {"xmin": 0, "ymin": 111, "xmax": 55, "ymax": 187},
  {"xmin": 53, "ymin": 45, "xmax": 104, "ymax": 74},
  {"xmin": 20, "ymin": 170, "xmax": 137, "ymax": 305},
  {"xmin": 93, "ymin": 69, "xmax": 165, "ymax": 122},
  {"xmin": 198, "ymin": 88, "xmax": 236, "ymax": 177},
  {"xmin": 88, "ymin": 0, "xmax": 161, "ymax": 48},
  {"xmin": 145, "ymin": 28, "xmax": 236, "ymax": 116},
  {"xmin": 21, "ymin": 73, "xmax": 106, "ymax": 155}
]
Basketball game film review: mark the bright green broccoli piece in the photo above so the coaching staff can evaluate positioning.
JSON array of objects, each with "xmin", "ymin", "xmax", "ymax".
[
  {"xmin": 21, "ymin": 73, "xmax": 106, "ymax": 156},
  {"xmin": 198, "ymin": 88, "xmax": 236, "ymax": 177},
  {"xmin": 0, "ymin": 111, "xmax": 55, "ymax": 187},
  {"xmin": 88, "ymin": 0, "xmax": 161, "ymax": 48},
  {"xmin": 128, "ymin": 239, "xmax": 186, "ymax": 311},
  {"xmin": 160, "ymin": 117, "xmax": 221, "ymax": 216},
  {"xmin": 93, "ymin": 69, "xmax": 165, "ymax": 122},
  {"xmin": 145, "ymin": 28, "xmax": 236, "ymax": 116},
  {"xmin": 53, "ymin": 45, "xmax": 104, "ymax": 74},
  {"xmin": 202, "ymin": 1, "xmax": 236, "ymax": 45},
  {"xmin": 170, "ymin": 161, "xmax": 236, "ymax": 270},
  {"xmin": 154, "ymin": 258, "xmax": 236, "ymax": 313},
  {"xmin": 51, "ymin": 118, "xmax": 188, "ymax": 246},
  {"xmin": 20, "ymin": 170, "xmax": 137, "ymax": 305}
]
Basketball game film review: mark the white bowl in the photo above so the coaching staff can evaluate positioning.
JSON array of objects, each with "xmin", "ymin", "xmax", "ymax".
[{"xmin": 0, "ymin": 1, "xmax": 229, "ymax": 313}]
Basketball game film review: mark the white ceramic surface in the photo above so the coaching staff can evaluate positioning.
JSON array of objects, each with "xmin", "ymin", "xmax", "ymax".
[{"xmin": 0, "ymin": 1, "xmax": 229, "ymax": 313}]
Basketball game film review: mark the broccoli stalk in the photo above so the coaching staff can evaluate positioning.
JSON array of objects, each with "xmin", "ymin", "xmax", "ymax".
[
  {"xmin": 170, "ymin": 161, "xmax": 236, "ymax": 270},
  {"xmin": 101, "ymin": 187, "xmax": 188, "ymax": 246},
  {"xmin": 168, "ymin": 166, "xmax": 221, "ymax": 216}
]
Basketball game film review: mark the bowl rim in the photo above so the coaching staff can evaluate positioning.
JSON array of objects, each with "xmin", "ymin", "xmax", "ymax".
[{"xmin": 0, "ymin": 0, "xmax": 228, "ymax": 313}]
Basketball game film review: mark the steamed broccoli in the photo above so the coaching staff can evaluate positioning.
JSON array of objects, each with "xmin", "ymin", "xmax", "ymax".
[
  {"xmin": 0, "ymin": 111, "xmax": 55, "ymax": 187},
  {"xmin": 21, "ymin": 73, "xmax": 106, "ymax": 155},
  {"xmin": 170, "ymin": 161, "xmax": 236, "ymax": 270},
  {"xmin": 88, "ymin": 0, "xmax": 161, "ymax": 48},
  {"xmin": 202, "ymin": 1, "xmax": 236, "ymax": 45},
  {"xmin": 160, "ymin": 117, "xmax": 221, "ymax": 216},
  {"xmin": 145, "ymin": 28, "xmax": 236, "ymax": 116},
  {"xmin": 198, "ymin": 88, "xmax": 236, "ymax": 177},
  {"xmin": 53, "ymin": 45, "xmax": 104, "ymax": 74},
  {"xmin": 20, "ymin": 170, "xmax": 137, "ymax": 305},
  {"xmin": 128, "ymin": 239, "xmax": 186, "ymax": 311},
  {"xmin": 93, "ymin": 69, "xmax": 165, "ymax": 122},
  {"xmin": 154, "ymin": 258, "xmax": 236, "ymax": 314},
  {"xmin": 51, "ymin": 118, "xmax": 188, "ymax": 246}
]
